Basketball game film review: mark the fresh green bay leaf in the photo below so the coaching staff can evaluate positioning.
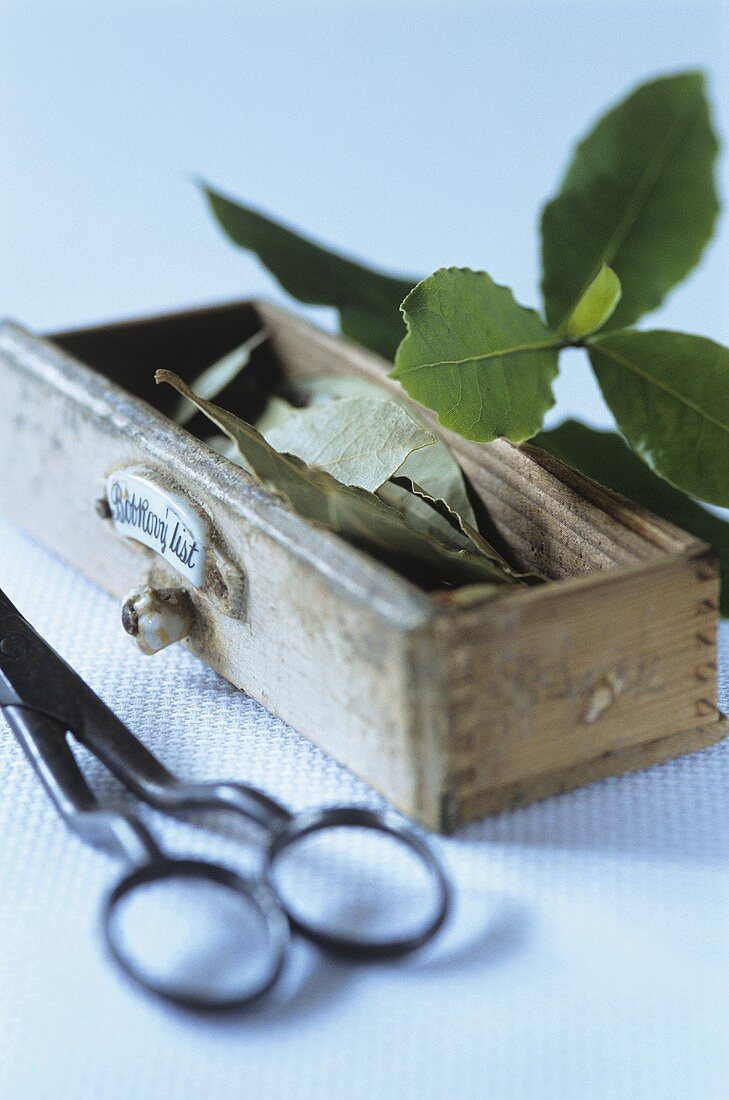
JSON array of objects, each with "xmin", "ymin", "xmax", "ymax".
[
  {"xmin": 201, "ymin": 184, "xmax": 417, "ymax": 360},
  {"xmin": 560, "ymin": 264, "xmax": 621, "ymax": 339},
  {"xmin": 541, "ymin": 71, "xmax": 720, "ymax": 332},
  {"xmin": 391, "ymin": 268, "xmax": 561, "ymax": 443},
  {"xmin": 156, "ymin": 369, "xmax": 516, "ymax": 589},
  {"xmin": 534, "ymin": 419, "xmax": 729, "ymax": 615},
  {"xmin": 262, "ymin": 396, "xmax": 434, "ymax": 491},
  {"xmin": 588, "ymin": 329, "xmax": 729, "ymax": 507}
]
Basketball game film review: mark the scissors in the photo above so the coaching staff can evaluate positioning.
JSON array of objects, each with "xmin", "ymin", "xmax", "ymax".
[{"xmin": 0, "ymin": 586, "xmax": 450, "ymax": 1011}]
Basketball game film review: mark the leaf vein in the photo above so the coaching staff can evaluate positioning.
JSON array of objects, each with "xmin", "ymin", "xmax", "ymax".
[{"xmin": 593, "ymin": 342, "xmax": 729, "ymax": 435}]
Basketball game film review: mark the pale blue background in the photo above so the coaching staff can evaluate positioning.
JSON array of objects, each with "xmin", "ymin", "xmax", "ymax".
[
  {"xmin": 1, "ymin": 3, "xmax": 728, "ymax": 1099},
  {"xmin": 1, "ymin": 0, "xmax": 727, "ymax": 430}
]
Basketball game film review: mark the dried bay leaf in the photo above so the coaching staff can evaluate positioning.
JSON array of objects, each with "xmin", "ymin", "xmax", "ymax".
[
  {"xmin": 169, "ymin": 329, "xmax": 269, "ymax": 426},
  {"xmin": 293, "ymin": 373, "xmax": 384, "ymax": 405},
  {"xmin": 203, "ymin": 433, "xmax": 235, "ymax": 458},
  {"xmin": 289, "ymin": 370, "xmax": 479, "ymax": 526},
  {"xmin": 263, "ymin": 396, "xmax": 434, "ymax": 491},
  {"xmin": 254, "ymin": 395, "xmax": 298, "ymax": 436},
  {"xmin": 377, "ymin": 480, "xmax": 474, "ymax": 554},
  {"xmin": 388, "ymin": 476, "xmax": 538, "ymax": 580},
  {"xmin": 252, "ymin": 383, "xmax": 489, "ymax": 561},
  {"xmin": 168, "ymin": 339, "xmax": 519, "ymax": 581},
  {"xmin": 190, "ymin": 352, "xmax": 479, "ymax": 528},
  {"xmin": 156, "ymin": 369, "xmax": 517, "ymax": 590},
  {"xmin": 396, "ymin": 441, "xmax": 477, "ymax": 529}
]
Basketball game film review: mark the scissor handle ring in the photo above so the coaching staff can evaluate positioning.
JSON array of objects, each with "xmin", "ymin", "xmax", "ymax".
[
  {"xmin": 264, "ymin": 806, "xmax": 451, "ymax": 959},
  {"xmin": 102, "ymin": 857, "xmax": 290, "ymax": 1012}
]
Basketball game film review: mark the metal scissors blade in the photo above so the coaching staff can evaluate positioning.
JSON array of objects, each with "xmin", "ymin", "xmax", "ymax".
[
  {"xmin": 0, "ymin": 585, "xmax": 450, "ymax": 1010},
  {"xmin": 0, "ymin": 586, "xmax": 290, "ymax": 1010},
  {"xmin": 0, "ymin": 586, "xmax": 92, "ymax": 724}
]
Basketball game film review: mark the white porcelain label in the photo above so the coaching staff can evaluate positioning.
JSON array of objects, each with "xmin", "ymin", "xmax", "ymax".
[{"xmin": 106, "ymin": 468, "xmax": 208, "ymax": 587}]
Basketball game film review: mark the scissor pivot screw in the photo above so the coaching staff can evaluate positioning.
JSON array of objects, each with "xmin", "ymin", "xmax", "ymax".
[{"xmin": 121, "ymin": 586, "xmax": 195, "ymax": 655}]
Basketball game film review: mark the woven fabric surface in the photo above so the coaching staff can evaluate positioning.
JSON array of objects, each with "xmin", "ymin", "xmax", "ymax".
[{"xmin": 1, "ymin": 513, "xmax": 728, "ymax": 1100}]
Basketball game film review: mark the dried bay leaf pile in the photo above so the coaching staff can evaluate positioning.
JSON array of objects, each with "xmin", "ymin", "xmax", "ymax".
[{"xmin": 155, "ymin": 337, "xmax": 529, "ymax": 596}]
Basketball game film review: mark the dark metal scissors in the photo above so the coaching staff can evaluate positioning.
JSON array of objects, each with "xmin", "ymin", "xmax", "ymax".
[{"xmin": 0, "ymin": 586, "xmax": 450, "ymax": 1011}]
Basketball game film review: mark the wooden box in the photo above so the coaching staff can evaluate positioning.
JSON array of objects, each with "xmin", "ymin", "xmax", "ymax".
[{"xmin": 0, "ymin": 299, "xmax": 725, "ymax": 831}]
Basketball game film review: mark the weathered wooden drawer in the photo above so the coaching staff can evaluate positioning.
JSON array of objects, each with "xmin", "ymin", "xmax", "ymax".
[{"xmin": 0, "ymin": 299, "xmax": 725, "ymax": 831}]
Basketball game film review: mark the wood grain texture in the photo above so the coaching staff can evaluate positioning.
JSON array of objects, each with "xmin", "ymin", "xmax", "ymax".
[
  {"xmin": 453, "ymin": 714, "xmax": 728, "ymax": 824},
  {"xmin": 0, "ymin": 298, "xmax": 723, "ymax": 831},
  {"xmin": 437, "ymin": 547, "xmax": 720, "ymax": 830}
]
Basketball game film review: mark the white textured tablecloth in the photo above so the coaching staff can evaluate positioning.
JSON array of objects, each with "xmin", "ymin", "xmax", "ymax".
[
  {"xmin": 1, "ymin": 514, "xmax": 727, "ymax": 1100},
  {"xmin": 1, "ymin": 0, "xmax": 728, "ymax": 1090}
]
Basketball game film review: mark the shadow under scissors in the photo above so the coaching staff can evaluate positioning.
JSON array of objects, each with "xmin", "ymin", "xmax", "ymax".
[{"xmin": 0, "ymin": 588, "xmax": 450, "ymax": 1011}]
